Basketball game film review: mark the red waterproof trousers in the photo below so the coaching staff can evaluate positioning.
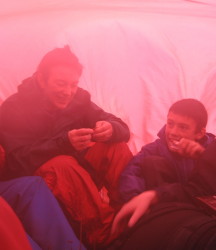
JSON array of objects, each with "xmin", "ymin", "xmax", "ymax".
[{"xmin": 35, "ymin": 142, "xmax": 132, "ymax": 246}]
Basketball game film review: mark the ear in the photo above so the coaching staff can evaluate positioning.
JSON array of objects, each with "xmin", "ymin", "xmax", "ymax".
[
  {"xmin": 36, "ymin": 72, "xmax": 46, "ymax": 89},
  {"xmin": 195, "ymin": 127, "xmax": 206, "ymax": 140}
]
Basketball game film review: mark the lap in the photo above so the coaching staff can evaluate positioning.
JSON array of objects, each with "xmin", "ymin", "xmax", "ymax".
[
  {"xmin": 0, "ymin": 176, "xmax": 44, "ymax": 202},
  {"xmin": 34, "ymin": 142, "xmax": 132, "ymax": 246},
  {"xmin": 110, "ymin": 202, "xmax": 216, "ymax": 250}
]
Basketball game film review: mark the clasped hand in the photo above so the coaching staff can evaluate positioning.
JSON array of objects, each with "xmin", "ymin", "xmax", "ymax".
[
  {"xmin": 68, "ymin": 121, "xmax": 113, "ymax": 151},
  {"xmin": 176, "ymin": 138, "xmax": 205, "ymax": 158}
]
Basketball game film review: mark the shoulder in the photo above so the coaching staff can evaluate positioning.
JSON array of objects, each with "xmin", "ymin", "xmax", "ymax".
[
  {"xmin": 140, "ymin": 139, "xmax": 164, "ymax": 154},
  {"xmin": 1, "ymin": 94, "xmax": 21, "ymax": 114},
  {"xmin": 75, "ymin": 87, "xmax": 90, "ymax": 100},
  {"xmin": 200, "ymin": 132, "xmax": 216, "ymax": 148},
  {"xmin": 70, "ymin": 87, "xmax": 91, "ymax": 106}
]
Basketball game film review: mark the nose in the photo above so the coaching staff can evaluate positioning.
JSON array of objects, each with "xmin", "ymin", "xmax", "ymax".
[
  {"xmin": 169, "ymin": 125, "xmax": 179, "ymax": 137},
  {"xmin": 62, "ymin": 85, "xmax": 74, "ymax": 96}
]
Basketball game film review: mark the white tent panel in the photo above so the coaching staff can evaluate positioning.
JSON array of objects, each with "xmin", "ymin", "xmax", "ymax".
[{"xmin": 0, "ymin": 0, "xmax": 216, "ymax": 153}]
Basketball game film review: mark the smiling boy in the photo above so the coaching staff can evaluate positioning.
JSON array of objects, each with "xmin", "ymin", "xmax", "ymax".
[
  {"xmin": 110, "ymin": 99, "xmax": 216, "ymax": 249},
  {"xmin": 118, "ymin": 99, "xmax": 214, "ymax": 203}
]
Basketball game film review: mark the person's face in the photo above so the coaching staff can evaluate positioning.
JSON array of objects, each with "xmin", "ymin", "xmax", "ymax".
[
  {"xmin": 165, "ymin": 111, "xmax": 204, "ymax": 152},
  {"xmin": 39, "ymin": 65, "xmax": 81, "ymax": 109}
]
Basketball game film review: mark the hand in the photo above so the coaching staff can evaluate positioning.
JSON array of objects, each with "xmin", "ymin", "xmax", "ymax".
[
  {"xmin": 68, "ymin": 128, "xmax": 94, "ymax": 151},
  {"xmin": 92, "ymin": 121, "xmax": 113, "ymax": 142},
  {"xmin": 177, "ymin": 138, "xmax": 205, "ymax": 158},
  {"xmin": 111, "ymin": 190, "xmax": 158, "ymax": 237}
]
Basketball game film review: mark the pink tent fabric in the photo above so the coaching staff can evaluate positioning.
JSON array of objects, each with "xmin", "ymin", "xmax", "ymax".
[{"xmin": 0, "ymin": 0, "xmax": 216, "ymax": 154}]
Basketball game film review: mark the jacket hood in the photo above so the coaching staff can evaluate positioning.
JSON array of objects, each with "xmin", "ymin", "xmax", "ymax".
[{"xmin": 18, "ymin": 74, "xmax": 41, "ymax": 100}]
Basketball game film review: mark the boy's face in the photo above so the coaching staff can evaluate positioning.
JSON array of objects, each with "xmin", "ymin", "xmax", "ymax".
[{"xmin": 165, "ymin": 111, "xmax": 204, "ymax": 152}]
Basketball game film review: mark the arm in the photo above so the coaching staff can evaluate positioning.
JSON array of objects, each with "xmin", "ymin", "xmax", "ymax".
[
  {"xmin": 137, "ymin": 139, "xmax": 216, "ymax": 204},
  {"xmin": 118, "ymin": 143, "xmax": 158, "ymax": 203},
  {"xmin": 0, "ymin": 91, "xmax": 130, "ymax": 178},
  {"xmin": 0, "ymin": 100, "xmax": 77, "ymax": 178},
  {"xmin": 113, "ymin": 140, "xmax": 216, "ymax": 237},
  {"xmin": 1, "ymin": 130, "xmax": 75, "ymax": 178},
  {"xmin": 112, "ymin": 141, "xmax": 216, "ymax": 236},
  {"xmin": 67, "ymin": 101, "xmax": 130, "ymax": 150},
  {"xmin": 186, "ymin": 139, "xmax": 216, "ymax": 196}
]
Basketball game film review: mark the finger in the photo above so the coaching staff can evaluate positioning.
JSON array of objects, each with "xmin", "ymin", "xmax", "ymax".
[
  {"xmin": 111, "ymin": 216, "xmax": 122, "ymax": 235},
  {"xmin": 94, "ymin": 121, "xmax": 111, "ymax": 131},
  {"xmin": 111, "ymin": 205, "xmax": 133, "ymax": 234},
  {"xmin": 94, "ymin": 126, "xmax": 112, "ymax": 136},
  {"xmin": 93, "ymin": 131, "xmax": 108, "ymax": 139},
  {"xmin": 68, "ymin": 129, "xmax": 93, "ymax": 141},
  {"xmin": 189, "ymin": 144, "xmax": 203, "ymax": 157},
  {"xmin": 76, "ymin": 128, "xmax": 94, "ymax": 136},
  {"xmin": 95, "ymin": 120, "xmax": 105, "ymax": 128},
  {"xmin": 111, "ymin": 215, "xmax": 127, "ymax": 235},
  {"xmin": 93, "ymin": 132, "xmax": 112, "ymax": 142},
  {"xmin": 68, "ymin": 130, "xmax": 92, "ymax": 142},
  {"xmin": 77, "ymin": 134, "xmax": 92, "ymax": 142},
  {"xmin": 178, "ymin": 139, "xmax": 191, "ymax": 155},
  {"xmin": 182, "ymin": 141, "xmax": 200, "ymax": 157},
  {"xmin": 128, "ymin": 204, "xmax": 148, "ymax": 228},
  {"xmin": 95, "ymin": 121, "xmax": 102, "ymax": 129},
  {"xmin": 76, "ymin": 142, "xmax": 91, "ymax": 151},
  {"xmin": 94, "ymin": 126, "xmax": 106, "ymax": 134},
  {"xmin": 187, "ymin": 143, "xmax": 197, "ymax": 155}
]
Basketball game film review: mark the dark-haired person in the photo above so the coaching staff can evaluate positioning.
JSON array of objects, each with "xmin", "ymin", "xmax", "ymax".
[
  {"xmin": 111, "ymin": 99, "xmax": 216, "ymax": 249},
  {"xmin": 119, "ymin": 98, "xmax": 214, "ymax": 203},
  {"xmin": 0, "ymin": 46, "xmax": 132, "ymax": 247}
]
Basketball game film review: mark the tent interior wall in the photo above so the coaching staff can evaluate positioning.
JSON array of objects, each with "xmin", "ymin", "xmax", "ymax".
[{"xmin": 0, "ymin": 0, "xmax": 216, "ymax": 154}]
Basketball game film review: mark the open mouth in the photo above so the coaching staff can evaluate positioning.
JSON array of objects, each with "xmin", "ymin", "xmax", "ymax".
[{"xmin": 56, "ymin": 96, "xmax": 70, "ymax": 104}]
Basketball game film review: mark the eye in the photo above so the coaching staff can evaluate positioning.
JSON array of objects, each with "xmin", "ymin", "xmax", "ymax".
[
  {"xmin": 179, "ymin": 124, "xmax": 188, "ymax": 131},
  {"xmin": 167, "ymin": 121, "xmax": 174, "ymax": 128},
  {"xmin": 55, "ymin": 81, "xmax": 66, "ymax": 87},
  {"xmin": 70, "ymin": 82, "xmax": 78, "ymax": 88}
]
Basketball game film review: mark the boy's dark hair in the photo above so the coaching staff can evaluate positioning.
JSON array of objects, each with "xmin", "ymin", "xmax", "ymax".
[
  {"xmin": 37, "ymin": 45, "xmax": 83, "ymax": 79},
  {"xmin": 168, "ymin": 98, "xmax": 208, "ymax": 132}
]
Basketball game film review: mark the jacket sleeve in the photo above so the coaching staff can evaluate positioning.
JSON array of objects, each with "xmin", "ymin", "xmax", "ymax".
[
  {"xmin": 185, "ymin": 139, "xmax": 216, "ymax": 197},
  {"xmin": 84, "ymin": 102, "xmax": 130, "ymax": 143},
  {"xmin": 0, "ymin": 101, "xmax": 75, "ymax": 179},
  {"xmin": 154, "ymin": 140, "xmax": 216, "ymax": 203},
  {"xmin": 0, "ymin": 93, "xmax": 130, "ymax": 179},
  {"xmin": 118, "ymin": 142, "xmax": 158, "ymax": 203}
]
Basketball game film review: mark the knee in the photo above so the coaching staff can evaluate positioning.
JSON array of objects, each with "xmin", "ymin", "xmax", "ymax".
[
  {"xmin": 12, "ymin": 176, "xmax": 44, "ymax": 187},
  {"xmin": 19, "ymin": 176, "xmax": 46, "ymax": 190},
  {"xmin": 3, "ymin": 176, "xmax": 47, "ymax": 199},
  {"xmin": 106, "ymin": 142, "xmax": 132, "ymax": 156},
  {"xmin": 44, "ymin": 155, "xmax": 78, "ymax": 166}
]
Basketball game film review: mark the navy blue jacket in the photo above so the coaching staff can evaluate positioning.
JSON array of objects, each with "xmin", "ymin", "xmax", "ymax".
[
  {"xmin": 119, "ymin": 126, "xmax": 215, "ymax": 203},
  {"xmin": 0, "ymin": 75, "xmax": 130, "ymax": 179}
]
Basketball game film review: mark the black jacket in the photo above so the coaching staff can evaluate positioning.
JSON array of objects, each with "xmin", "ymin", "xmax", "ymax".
[{"xmin": 0, "ymin": 75, "xmax": 130, "ymax": 179}]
